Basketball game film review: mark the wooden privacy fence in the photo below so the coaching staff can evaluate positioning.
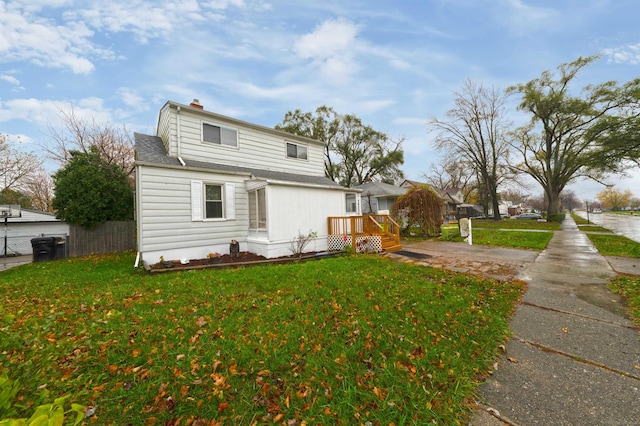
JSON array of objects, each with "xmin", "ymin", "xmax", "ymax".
[{"xmin": 68, "ymin": 221, "xmax": 136, "ymax": 257}]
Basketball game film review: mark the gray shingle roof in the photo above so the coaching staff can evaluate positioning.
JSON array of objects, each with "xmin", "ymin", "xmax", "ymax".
[
  {"xmin": 353, "ymin": 181, "xmax": 407, "ymax": 197},
  {"xmin": 134, "ymin": 132, "xmax": 342, "ymax": 188}
]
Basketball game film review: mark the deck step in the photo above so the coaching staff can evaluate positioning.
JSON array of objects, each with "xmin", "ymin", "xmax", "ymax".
[{"xmin": 383, "ymin": 244, "xmax": 403, "ymax": 253}]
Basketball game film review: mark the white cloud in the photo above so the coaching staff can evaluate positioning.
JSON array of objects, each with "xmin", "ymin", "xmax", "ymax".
[
  {"xmin": 202, "ymin": 0, "xmax": 246, "ymax": 9},
  {"xmin": 231, "ymin": 81, "xmax": 317, "ymax": 101},
  {"xmin": 64, "ymin": 2, "xmax": 190, "ymax": 43},
  {"xmin": 502, "ymin": 0, "xmax": 558, "ymax": 35},
  {"xmin": 353, "ymin": 99, "xmax": 396, "ymax": 114},
  {"xmin": 0, "ymin": 2, "xmax": 108, "ymax": 74},
  {"xmin": 0, "ymin": 74, "xmax": 20, "ymax": 85},
  {"xmin": 294, "ymin": 18, "xmax": 360, "ymax": 83},
  {"xmin": 116, "ymin": 87, "xmax": 147, "ymax": 111},
  {"xmin": 0, "ymin": 97, "xmax": 113, "ymax": 128},
  {"xmin": 603, "ymin": 43, "xmax": 640, "ymax": 65}
]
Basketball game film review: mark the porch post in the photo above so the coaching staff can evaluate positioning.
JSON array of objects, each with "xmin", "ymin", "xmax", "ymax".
[{"xmin": 350, "ymin": 216, "xmax": 356, "ymax": 248}]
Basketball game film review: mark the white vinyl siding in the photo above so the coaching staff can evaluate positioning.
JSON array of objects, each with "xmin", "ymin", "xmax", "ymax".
[
  {"xmin": 286, "ymin": 142, "xmax": 308, "ymax": 160},
  {"xmin": 167, "ymin": 106, "xmax": 324, "ymax": 176},
  {"xmin": 138, "ymin": 167, "xmax": 246, "ymax": 260},
  {"xmin": 266, "ymin": 185, "xmax": 345, "ymax": 242}
]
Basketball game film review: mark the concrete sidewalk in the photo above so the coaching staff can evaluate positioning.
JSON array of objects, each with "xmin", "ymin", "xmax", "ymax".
[{"xmin": 473, "ymin": 216, "xmax": 640, "ymax": 425}]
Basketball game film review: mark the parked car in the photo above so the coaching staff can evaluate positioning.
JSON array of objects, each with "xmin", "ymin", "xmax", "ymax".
[
  {"xmin": 592, "ymin": 208, "xmax": 602, "ymax": 214},
  {"xmin": 515, "ymin": 212, "xmax": 543, "ymax": 220}
]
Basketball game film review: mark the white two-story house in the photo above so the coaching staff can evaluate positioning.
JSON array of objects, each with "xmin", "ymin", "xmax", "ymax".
[{"xmin": 134, "ymin": 100, "xmax": 363, "ymax": 265}]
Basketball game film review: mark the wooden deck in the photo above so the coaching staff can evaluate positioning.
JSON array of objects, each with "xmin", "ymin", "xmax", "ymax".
[{"xmin": 327, "ymin": 215, "xmax": 402, "ymax": 253}]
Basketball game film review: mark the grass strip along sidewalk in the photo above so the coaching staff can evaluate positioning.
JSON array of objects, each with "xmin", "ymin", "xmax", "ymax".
[
  {"xmin": 440, "ymin": 219, "xmax": 557, "ymax": 250},
  {"xmin": 0, "ymin": 253, "xmax": 524, "ymax": 424}
]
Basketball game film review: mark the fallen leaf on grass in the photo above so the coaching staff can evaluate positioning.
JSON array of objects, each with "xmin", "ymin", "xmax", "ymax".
[{"xmin": 562, "ymin": 327, "xmax": 568, "ymax": 333}]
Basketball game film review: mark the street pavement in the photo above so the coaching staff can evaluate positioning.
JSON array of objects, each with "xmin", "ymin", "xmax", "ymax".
[
  {"xmin": 0, "ymin": 254, "xmax": 31, "ymax": 272},
  {"xmin": 390, "ymin": 216, "xmax": 640, "ymax": 425}
]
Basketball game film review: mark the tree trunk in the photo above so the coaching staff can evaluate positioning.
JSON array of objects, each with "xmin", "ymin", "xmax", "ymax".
[{"xmin": 546, "ymin": 188, "xmax": 562, "ymax": 220}]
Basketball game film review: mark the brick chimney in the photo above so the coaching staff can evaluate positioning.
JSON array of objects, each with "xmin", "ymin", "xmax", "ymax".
[{"xmin": 190, "ymin": 99, "xmax": 203, "ymax": 110}]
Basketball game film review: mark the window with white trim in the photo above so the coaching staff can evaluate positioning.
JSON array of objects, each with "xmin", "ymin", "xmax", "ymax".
[
  {"xmin": 191, "ymin": 181, "xmax": 236, "ymax": 221},
  {"xmin": 286, "ymin": 142, "xmax": 307, "ymax": 160},
  {"xmin": 203, "ymin": 122, "xmax": 238, "ymax": 147},
  {"xmin": 248, "ymin": 187, "xmax": 267, "ymax": 229}
]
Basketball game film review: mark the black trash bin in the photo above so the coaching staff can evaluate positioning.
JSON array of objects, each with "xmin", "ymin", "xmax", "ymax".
[
  {"xmin": 55, "ymin": 238, "xmax": 67, "ymax": 259},
  {"xmin": 31, "ymin": 237, "xmax": 57, "ymax": 262}
]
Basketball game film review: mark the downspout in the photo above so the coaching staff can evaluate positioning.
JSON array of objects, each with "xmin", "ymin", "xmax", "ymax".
[
  {"xmin": 134, "ymin": 161, "xmax": 142, "ymax": 268},
  {"xmin": 177, "ymin": 106, "xmax": 185, "ymax": 166}
]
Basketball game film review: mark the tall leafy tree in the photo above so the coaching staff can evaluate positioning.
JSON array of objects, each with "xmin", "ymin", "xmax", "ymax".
[
  {"xmin": 53, "ymin": 147, "xmax": 133, "ymax": 229},
  {"xmin": 429, "ymin": 79, "xmax": 512, "ymax": 220},
  {"xmin": 0, "ymin": 188, "xmax": 33, "ymax": 209},
  {"xmin": 276, "ymin": 106, "xmax": 404, "ymax": 187},
  {"xmin": 596, "ymin": 187, "xmax": 633, "ymax": 211},
  {"xmin": 508, "ymin": 55, "xmax": 640, "ymax": 220}
]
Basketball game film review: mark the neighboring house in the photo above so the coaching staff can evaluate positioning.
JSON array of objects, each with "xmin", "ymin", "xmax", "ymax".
[
  {"xmin": 134, "ymin": 100, "xmax": 362, "ymax": 265},
  {"xmin": 0, "ymin": 208, "xmax": 69, "ymax": 256},
  {"xmin": 354, "ymin": 181, "xmax": 407, "ymax": 214}
]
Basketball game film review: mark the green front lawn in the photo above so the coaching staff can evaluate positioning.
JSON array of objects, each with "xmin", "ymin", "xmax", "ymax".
[
  {"xmin": 578, "ymin": 225, "xmax": 612, "ymax": 233},
  {"xmin": 438, "ymin": 223, "xmax": 554, "ymax": 250},
  {"xmin": 585, "ymin": 234, "xmax": 640, "ymax": 258},
  {"xmin": 0, "ymin": 253, "xmax": 524, "ymax": 424},
  {"xmin": 470, "ymin": 229, "xmax": 554, "ymax": 250},
  {"xmin": 470, "ymin": 219, "xmax": 560, "ymax": 231}
]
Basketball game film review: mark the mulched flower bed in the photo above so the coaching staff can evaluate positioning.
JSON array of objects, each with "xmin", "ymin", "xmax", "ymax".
[{"xmin": 145, "ymin": 251, "xmax": 339, "ymax": 273}]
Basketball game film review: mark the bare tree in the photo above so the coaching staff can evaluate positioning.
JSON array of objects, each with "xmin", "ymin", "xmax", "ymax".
[
  {"xmin": 422, "ymin": 155, "xmax": 476, "ymax": 201},
  {"xmin": 21, "ymin": 167, "xmax": 55, "ymax": 212},
  {"xmin": 429, "ymin": 79, "xmax": 512, "ymax": 220},
  {"xmin": 43, "ymin": 106, "xmax": 135, "ymax": 178},
  {"xmin": 560, "ymin": 189, "xmax": 580, "ymax": 212},
  {"xmin": 500, "ymin": 189, "xmax": 529, "ymax": 205},
  {"xmin": 0, "ymin": 133, "xmax": 42, "ymax": 192}
]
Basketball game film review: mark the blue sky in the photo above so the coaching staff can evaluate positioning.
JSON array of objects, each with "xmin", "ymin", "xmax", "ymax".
[{"xmin": 1, "ymin": 0, "xmax": 639, "ymax": 201}]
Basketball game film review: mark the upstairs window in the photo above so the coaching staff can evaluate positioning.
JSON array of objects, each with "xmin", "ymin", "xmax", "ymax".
[
  {"xmin": 286, "ymin": 142, "xmax": 308, "ymax": 160},
  {"xmin": 203, "ymin": 122, "xmax": 238, "ymax": 147}
]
